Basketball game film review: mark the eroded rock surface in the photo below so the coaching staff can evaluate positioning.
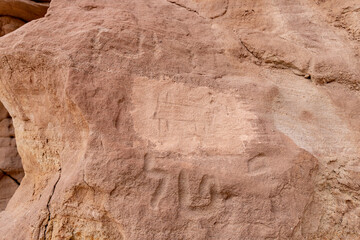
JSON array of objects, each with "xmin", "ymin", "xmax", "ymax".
[
  {"xmin": 0, "ymin": 0, "xmax": 48, "ymax": 214},
  {"xmin": 0, "ymin": 0, "xmax": 359, "ymax": 239}
]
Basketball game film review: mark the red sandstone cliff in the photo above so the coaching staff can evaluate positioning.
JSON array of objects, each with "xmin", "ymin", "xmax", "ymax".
[{"xmin": 0, "ymin": 0, "xmax": 359, "ymax": 239}]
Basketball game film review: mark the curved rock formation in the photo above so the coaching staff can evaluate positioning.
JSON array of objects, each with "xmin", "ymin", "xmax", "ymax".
[
  {"xmin": 0, "ymin": 0, "xmax": 49, "ymax": 38},
  {"xmin": 0, "ymin": 0, "xmax": 49, "ymax": 22},
  {"xmin": 0, "ymin": 0, "xmax": 359, "ymax": 239},
  {"xmin": 0, "ymin": 16, "xmax": 24, "ymax": 37},
  {"xmin": 0, "ymin": 0, "xmax": 49, "ymax": 213}
]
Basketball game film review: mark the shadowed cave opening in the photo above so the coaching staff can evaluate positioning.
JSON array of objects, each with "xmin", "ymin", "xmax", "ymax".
[
  {"xmin": 0, "ymin": 0, "xmax": 50, "ymax": 211},
  {"xmin": 0, "ymin": 0, "xmax": 50, "ymax": 34},
  {"xmin": 0, "ymin": 102, "xmax": 23, "ymax": 211}
]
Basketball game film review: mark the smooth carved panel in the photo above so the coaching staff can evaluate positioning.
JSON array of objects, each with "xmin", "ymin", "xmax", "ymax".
[
  {"xmin": 272, "ymin": 75, "xmax": 359, "ymax": 160},
  {"xmin": 132, "ymin": 77, "xmax": 258, "ymax": 154}
]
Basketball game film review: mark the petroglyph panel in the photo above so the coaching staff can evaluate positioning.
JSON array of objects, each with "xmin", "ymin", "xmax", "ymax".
[
  {"xmin": 144, "ymin": 154, "xmax": 223, "ymax": 215},
  {"xmin": 131, "ymin": 77, "xmax": 258, "ymax": 154}
]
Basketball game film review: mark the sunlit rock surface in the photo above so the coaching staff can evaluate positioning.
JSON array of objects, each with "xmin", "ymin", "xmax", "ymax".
[{"xmin": 0, "ymin": 0, "xmax": 359, "ymax": 239}]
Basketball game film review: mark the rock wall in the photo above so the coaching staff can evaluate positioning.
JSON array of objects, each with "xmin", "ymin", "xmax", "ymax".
[
  {"xmin": 0, "ymin": 0, "xmax": 359, "ymax": 239},
  {"xmin": 0, "ymin": 0, "xmax": 49, "ymax": 214}
]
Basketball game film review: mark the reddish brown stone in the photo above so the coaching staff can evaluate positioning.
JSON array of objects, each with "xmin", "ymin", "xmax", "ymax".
[{"xmin": 0, "ymin": 0, "xmax": 359, "ymax": 239}]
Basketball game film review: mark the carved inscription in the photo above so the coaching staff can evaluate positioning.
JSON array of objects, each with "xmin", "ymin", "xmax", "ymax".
[
  {"xmin": 247, "ymin": 153, "xmax": 267, "ymax": 175},
  {"xmin": 144, "ymin": 155, "xmax": 221, "ymax": 214},
  {"xmin": 144, "ymin": 154, "xmax": 170, "ymax": 210},
  {"xmin": 132, "ymin": 77, "xmax": 258, "ymax": 155},
  {"xmin": 153, "ymin": 92, "xmax": 215, "ymax": 137},
  {"xmin": 178, "ymin": 170, "xmax": 221, "ymax": 212}
]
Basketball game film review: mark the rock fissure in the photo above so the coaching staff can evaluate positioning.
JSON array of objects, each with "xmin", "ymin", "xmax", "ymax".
[
  {"xmin": 3, "ymin": 55, "xmax": 13, "ymax": 74},
  {"xmin": 166, "ymin": 0, "xmax": 204, "ymax": 19},
  {"xmin": 0, "ymin": 169, "xmax": 20, "ymax": 185},
  {"xmin": 238, "ymin": 39, "xmax": 262, "ymax": 63},
  {"xmin": 43, "ymin": 168, "xmax": 61, "ymax": 240}
]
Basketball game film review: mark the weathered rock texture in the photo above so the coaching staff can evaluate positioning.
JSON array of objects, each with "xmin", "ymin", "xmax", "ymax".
[
  {"xmin": 0, "ymin": 0, "xmax": 359, "ymax": 239},
  {"xmin": 0, "ymin": 0, "xmax": 47, "ymax": 214}
]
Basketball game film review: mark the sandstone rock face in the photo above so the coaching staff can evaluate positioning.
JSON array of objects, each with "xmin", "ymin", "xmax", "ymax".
[
  {"xmin": 0, "ymin": 0, "xmax": 359, "ymax": 239},
  {"xmin": 0, "ymin": 0, "xmax": 44, "ymax": 214}
]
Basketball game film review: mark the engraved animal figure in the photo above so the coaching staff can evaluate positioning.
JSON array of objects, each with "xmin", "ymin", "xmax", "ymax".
[{"xmin": 153, "ymin": 92, "xmax": 215, "ymax": 137}]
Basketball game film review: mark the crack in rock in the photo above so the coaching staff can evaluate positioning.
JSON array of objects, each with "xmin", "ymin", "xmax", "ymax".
[
  {"xmin": 0, "ymin": 169, "xmax": 20, "ymax": 185},
  {"xmin": 210, "ymin": 0, "xmax": 229, "ymax": 19},
  {"xmin": 239, "ymin": 39, "xmax": 262, "ymax": 63},
  {"xmin": 167, "ymin": 0, "xmax": 228, "ymax": 19},
  {"xmin": 166, "ymin": 0, "xmax": 204, "ymax": 19},
  {"xmin": 43, "ymin": 168, "xmax": 61, "ymax": 240}
]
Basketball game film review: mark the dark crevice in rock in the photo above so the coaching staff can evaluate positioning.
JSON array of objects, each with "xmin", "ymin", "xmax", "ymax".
[
  {"xmin": 166, "ymin": 0, "xmax": 204, "ymax": 19},
  {"xmin": 0, "ymin": 169, "xmax": 20, "ymax": 185},
  {"xmin": 239, "ymin": 39, "xmax": 262, "ymax": 63},
  {"xmin": 31, "ymin": 0, "xmax": 51, "ymax": 3},
  {"xmin": 43, "ymin": 168, "xmax": 61, "ymax": 240},
  {"xmin": 0, "ymin": 101, "xmax": 23, "ymax": 211}
]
